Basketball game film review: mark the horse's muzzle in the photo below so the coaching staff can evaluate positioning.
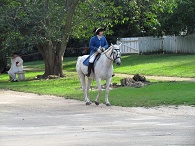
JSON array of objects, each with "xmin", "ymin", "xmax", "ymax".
[{"xmin": 116, "ymin": 62, "xmax": 121, "ymax": 66}]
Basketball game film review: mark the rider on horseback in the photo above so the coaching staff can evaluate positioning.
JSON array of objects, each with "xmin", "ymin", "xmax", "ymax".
[{"xmin": 87, "ymin": 27, "xmax": 108, "ymax": 77}]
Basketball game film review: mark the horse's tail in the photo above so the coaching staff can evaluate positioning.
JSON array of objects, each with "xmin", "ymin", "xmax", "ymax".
[
  {"xmin": 77, "ymin": 56, "xmax": 82, "ymax": 61},
  {"xmin": 76, "ymin": 56, "xmax": 83, "ymax": 72}
]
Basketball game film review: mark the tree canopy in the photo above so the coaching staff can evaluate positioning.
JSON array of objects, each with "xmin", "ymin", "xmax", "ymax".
[
  {"xmin": 0, "ymin": 0, "xmax": 122, "ymax": 76},
  {"xmin": 159, "ymin": 0, "xmax": 195, "ymax": 35},
  {"xmin": 1, "ymin": 0, "xmax": 194, "ymax": 52},
  {"xmin": 0, "ymin": 0, "xmax": 194, "ymax": 75}
]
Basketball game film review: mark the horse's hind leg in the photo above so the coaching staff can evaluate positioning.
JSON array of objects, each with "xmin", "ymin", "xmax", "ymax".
[
  {"xmin": 105, "ymin": 77, "xmax": 112, "ymax": 106},
  {"xmin": 95, "ymin": 78, "xmax": 102, "ymax": 105},
  {"xmin": 79, "ymin": 73, "xmax": 91, "ymax": 105},
  {"xmin": 85, "ymin": 77, "xmax": 93, "ymax": 105}
]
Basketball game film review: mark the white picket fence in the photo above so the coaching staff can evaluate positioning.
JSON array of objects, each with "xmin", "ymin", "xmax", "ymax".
[
  {"xmin": 117, "ymin": 33, "xmax": 195, "ymax": 54},
  {"xmin": 117, "ymin": 37, "xmax": 139, "ymax": 54}
]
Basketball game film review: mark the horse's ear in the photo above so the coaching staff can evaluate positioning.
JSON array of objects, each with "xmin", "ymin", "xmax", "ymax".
[{"xmin": 111, "ymin": 43, "xmax": 114, "ymax": 46}]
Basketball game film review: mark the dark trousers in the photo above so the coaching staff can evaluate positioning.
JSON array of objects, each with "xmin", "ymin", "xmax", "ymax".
[{"xmin": 87, "ymin": 63, "xmax": 93, "ymax": 77}]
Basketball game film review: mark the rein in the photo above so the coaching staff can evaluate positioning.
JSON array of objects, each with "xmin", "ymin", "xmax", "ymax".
[
  {"xmin": 103, "ymin": 46, "xmax": 120, "ymax": 61},
  {"xmin": 103, "ymin": 46, "xmax": 114, "ymax": 61}
]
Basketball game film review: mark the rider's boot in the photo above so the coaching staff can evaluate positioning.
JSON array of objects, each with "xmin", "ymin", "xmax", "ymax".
[{"xmin": 87, "ymin": 63, "xmax": 93, "ymax": 77}]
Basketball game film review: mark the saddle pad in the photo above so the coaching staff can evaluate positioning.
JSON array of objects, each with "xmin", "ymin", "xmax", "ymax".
[
  {"xmin": 83, "ymin": 54, "xmax": 101, "ymax": 66},
  {"xmin": 83, "ymin": 56, "xmax": 90, "ymax": 66}
]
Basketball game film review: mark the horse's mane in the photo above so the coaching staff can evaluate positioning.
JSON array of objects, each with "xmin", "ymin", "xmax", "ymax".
[{"xmin": 102, "ymin": 46, "xmax": 113, "ymax": 54}]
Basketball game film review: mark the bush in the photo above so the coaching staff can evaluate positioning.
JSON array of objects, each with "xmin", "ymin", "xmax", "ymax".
[{"xmin": 64, "ymin": 47, "xmax": 89, "ymax": 57}]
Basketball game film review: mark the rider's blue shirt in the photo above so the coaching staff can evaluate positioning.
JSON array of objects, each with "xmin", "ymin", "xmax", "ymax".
[
  {"xmin": 89, "ymin": 35, "xmax": 108, "ymax": 56},
  {"xmin": 83, "ymin": 35, "xmax": 108, "ymax": 66}
]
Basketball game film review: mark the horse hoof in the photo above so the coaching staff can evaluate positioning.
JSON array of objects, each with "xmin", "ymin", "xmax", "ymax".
[
  {"xmin": 95, "ymin": 101, "xmax": 99, "ymax": 106},
  {"xmin": 86, "ymin": 102, "xmax": 91, "ymax": 105},
  {"xmin": 106, "ymin": 103, "xmax": 111, "ymax": 106}
]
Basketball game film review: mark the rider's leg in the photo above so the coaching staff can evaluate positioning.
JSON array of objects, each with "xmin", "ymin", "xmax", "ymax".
[
  {"xmin": 87, "ymin": 63, "xmax": 93, "ymax": 77},
  {"xmin": 87, "ymin": 53, "xmax": 96, "ymax": 77}
]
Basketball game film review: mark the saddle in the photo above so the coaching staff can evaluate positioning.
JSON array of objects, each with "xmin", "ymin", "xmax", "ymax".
[{"xmin": 83, "ymin": 53, "xmax": 101, "ymax": 67}]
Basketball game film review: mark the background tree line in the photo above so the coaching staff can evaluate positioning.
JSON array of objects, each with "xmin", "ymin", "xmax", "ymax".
[{"xmin": 0, "ymin": 0, "xmax": 194, "ymax": 76}]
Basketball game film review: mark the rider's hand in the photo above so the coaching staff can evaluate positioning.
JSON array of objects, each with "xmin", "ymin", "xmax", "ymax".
[{"xmin": 97, "ymin": 48, "xmax": 102, "ymax": 53}]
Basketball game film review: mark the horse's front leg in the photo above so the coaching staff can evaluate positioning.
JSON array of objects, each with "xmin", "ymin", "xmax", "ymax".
[
  {"xmin": 85, "ymin": 78, "xmax": 93, "ymax": 105},
  {"xmin": 95, "ymin": 78, "xmax": 102, "ymax": 105},
  {"xmin": 105, "ymin": 77, "xmax": 112, "ymax": 106}
]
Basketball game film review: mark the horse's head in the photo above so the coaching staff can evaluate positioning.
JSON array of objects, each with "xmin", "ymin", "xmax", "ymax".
[{"xmin": 111, "ymin": 43, "xmax": 122, "ymax": 66}]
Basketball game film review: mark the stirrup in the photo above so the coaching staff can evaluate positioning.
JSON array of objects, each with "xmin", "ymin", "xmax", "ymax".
[{"xmin": 86, "ymin": 73, "xmax": 90, "ymax": 77}]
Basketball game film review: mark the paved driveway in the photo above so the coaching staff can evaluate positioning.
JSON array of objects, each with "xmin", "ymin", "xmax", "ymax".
[{"xmin": 0, "ymin": 90, "xmax": 195, "ymax": 146}]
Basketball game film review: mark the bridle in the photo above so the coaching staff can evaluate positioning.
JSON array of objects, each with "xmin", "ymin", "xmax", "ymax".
[{"xmin": 103, "ymin": 46, "xmax": 121, "ymax": 62}]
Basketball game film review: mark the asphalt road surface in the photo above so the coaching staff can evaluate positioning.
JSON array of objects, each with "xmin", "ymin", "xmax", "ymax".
[{"xmin": 0, "ymin": 90, "xmax": 195, "ymax": 146}]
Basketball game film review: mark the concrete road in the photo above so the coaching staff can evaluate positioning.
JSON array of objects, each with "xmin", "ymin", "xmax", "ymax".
[{"xmin": 0, "ymin": 90, "xmax": 195, "ymax": 146}]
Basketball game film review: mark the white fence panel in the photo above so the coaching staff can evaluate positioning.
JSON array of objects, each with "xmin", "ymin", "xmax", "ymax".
[
  {"xmin": 117, "ymin": 37, "xmax": 139, "ymax": 54},
  {"xmin": 163, "ymin": 34, "xmax": 195, "ymax": 53},
  {"xmin": 139, "ymin": 37, "xmax": 163, "ymax": 54},
  {"xmin": 118, "ymin": 33, "xmax": 195, "ymax": 54},
  {"xmin": 163, "ymin": 36, "xmax": 176, "ymax": 53},
  {"xmin": 175, "ymin": 34, "xmax": 195, "ymax": 53}
]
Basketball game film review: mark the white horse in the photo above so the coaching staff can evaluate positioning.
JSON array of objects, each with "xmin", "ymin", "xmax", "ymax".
[{"xmin": 76, "ymin": 44, "xmax": 121, "ymax": 106}]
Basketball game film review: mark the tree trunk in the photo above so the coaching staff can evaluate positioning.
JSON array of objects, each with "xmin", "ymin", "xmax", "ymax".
[
  {"xmin": 0, "ymin": 52, "xmax": 7, "ymax": 73},
  {"xmin": 36, "ymin": 0, "xmax": 80, "ymax": 78},
  {"xmin": 37, "ymin": 41, "xmax": 65, "ymax": 77}
]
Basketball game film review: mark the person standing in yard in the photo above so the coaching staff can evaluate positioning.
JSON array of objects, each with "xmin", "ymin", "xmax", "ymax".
[
  {"xmin": 87, "ymin": 27, "xmax": 108, "ymax": 77},
  {"xmin": 8, "ymin": 52, "xmax": 23, "ymax": 82}
]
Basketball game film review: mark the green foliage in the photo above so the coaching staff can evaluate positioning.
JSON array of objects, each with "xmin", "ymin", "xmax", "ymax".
[
  {"xmin": 158, "ymin": 0, "xmax": 195, "ymax": 35},
  {"xmin": 71, "ymin": 1, "xmax": 122, "ymax": 38},
  {"xmin": 0, "ymin": 0, "xmax": 194, "ymax": 58},
  {"xmin": 0, "ymin": 0, "xmax": 24, "ymax": 52},
  {"xmin": 0, "ymin": 0, "xmax": 122, "ymax": 51},
  {"xmin": 108, "ymin": 0, "xmax": 176, "ymax": 37},
  {"xmin": 107, "ymin": 0, "xmax": 194, "ymax": 37}
]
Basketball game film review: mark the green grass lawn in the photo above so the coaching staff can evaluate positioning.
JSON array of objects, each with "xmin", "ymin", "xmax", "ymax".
[
  {"xmin": 115, "ymin": 54, "xmax": 195, "ymax": 77},
  {"xmin": 45, "ymin": 54, "xmax": 195, "ymax": 77},
  {"xmin": 23, "ymin": 57, "xmax": 78, "ymax": 71},
  {"xmin": 0, "ymin": 54, "xmax": 195, "ymax": 107}
]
